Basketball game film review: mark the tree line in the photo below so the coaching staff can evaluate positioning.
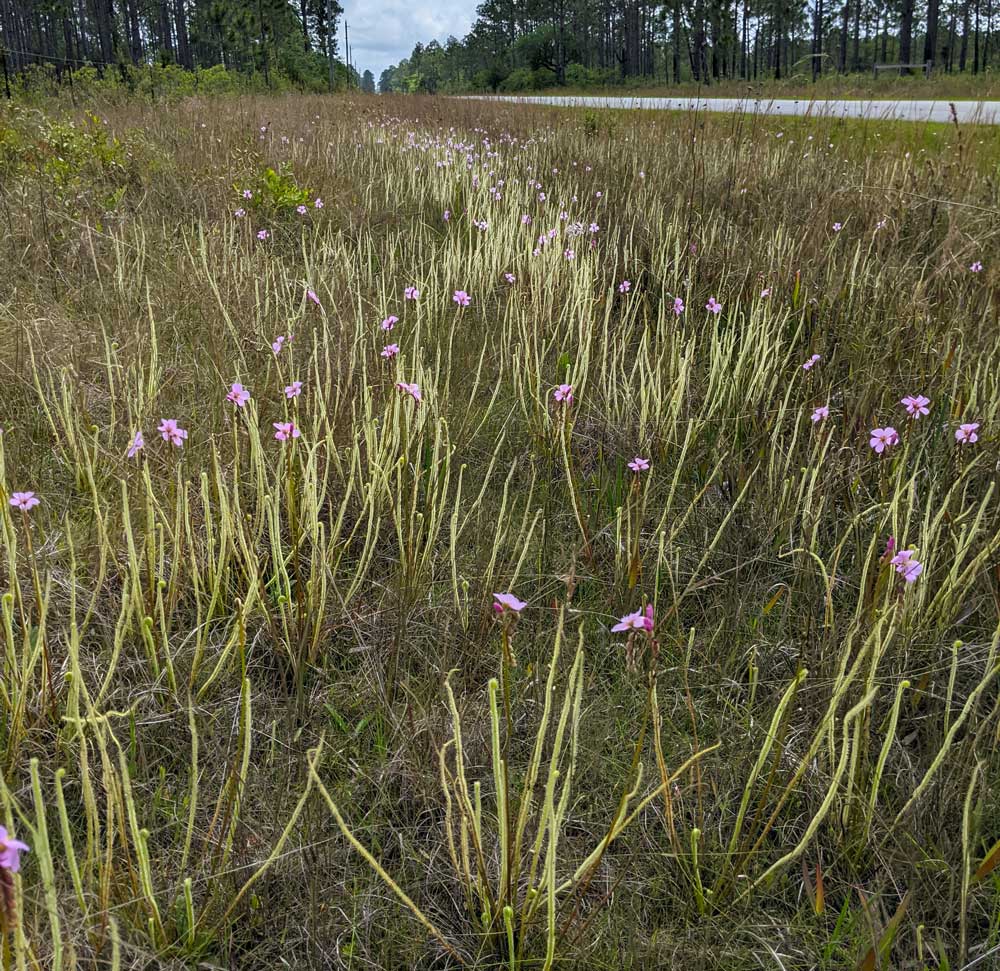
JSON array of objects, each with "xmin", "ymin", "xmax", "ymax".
[
  {"xmin": 0, "ymin": 0, "xmax": 366, "ymax": 93},
  {"xmin": 379, "ymin": 0, "xmax": 999, "ymax": 93}
]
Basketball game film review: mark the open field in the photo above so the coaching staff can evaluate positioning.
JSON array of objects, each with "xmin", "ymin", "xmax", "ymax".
[{"xmin": 1, "ymin": 93, "xmax": 1000, "ymax": 970}]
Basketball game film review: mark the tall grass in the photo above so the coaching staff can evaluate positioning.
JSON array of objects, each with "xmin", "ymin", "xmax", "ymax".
[{"xmin": 0, "ymin": 92, "xmax": 998, "ymax": 969}]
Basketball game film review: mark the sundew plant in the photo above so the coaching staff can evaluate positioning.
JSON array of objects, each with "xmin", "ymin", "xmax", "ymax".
[{"xmin": 0, "ymin": 93, "xmax": 999, "ymax": 970}]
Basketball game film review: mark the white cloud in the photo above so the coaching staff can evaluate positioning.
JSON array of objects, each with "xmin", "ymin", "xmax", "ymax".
[{"xmin": 340, "ymin": 0, "xmax": 478, "ymax": 79}]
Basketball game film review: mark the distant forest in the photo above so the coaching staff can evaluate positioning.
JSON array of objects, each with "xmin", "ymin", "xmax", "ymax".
[
  {"xmin": 0, "ymin": 0, "xmax": 379, "ymax": 93},
  {"xmin": 378, "ymin": 0, "xmax": 1000, "ymax": 92}
]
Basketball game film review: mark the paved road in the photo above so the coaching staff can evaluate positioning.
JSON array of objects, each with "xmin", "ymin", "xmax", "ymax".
[{"xmin": 467, "ymin": 94, "xmax": 1000, "ymax": 124}]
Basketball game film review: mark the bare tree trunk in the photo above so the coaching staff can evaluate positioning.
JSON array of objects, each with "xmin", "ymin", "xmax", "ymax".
[{"xmin": 924, "ymin": 0, "xmax": 940, "ymax": 64}]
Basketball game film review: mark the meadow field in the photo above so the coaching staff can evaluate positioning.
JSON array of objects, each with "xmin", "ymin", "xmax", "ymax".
[{"xmin": 0, "ymin": 93, "xmax": 999, "ymax": 970}]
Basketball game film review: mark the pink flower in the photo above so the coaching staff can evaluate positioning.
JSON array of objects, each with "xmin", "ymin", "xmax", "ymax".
[
  {"xmin": 802, "ymin": 354, "xmax": 821, "ymax": 371},
  {"xmin": 404, "ymin": 286, "xmax": 420, "ymax": 300},
  {"xmin": 970, "ymin": 260, "xmax": 983, "ymax": 273},
  {"xmin": 257, "ymin": 229, "xmax": 270, "ymax": 241},
  {"xmin": 273, "ymin": 421, "xmax": 301, "ymax": 441},
  {"xmin": 901, "ymin": 394, "xmax": 930, "ymax": 418},
  {"xmin": 493, "ymin": 592, "xmax": 527, "ymax": 614},
  {"xmin": 673, "ymin": 296, "xmax": 685, "ymax": 316},
  {"xmin": 832, "ymin": 222, "xmax": 843, "ymax": 232},
  {"xmin": 127, "ymin": 431, "xmax": 144, "ymax": 458},
  {"xmin": 628, "ymin": 456, "xmax": 650, "ymax": 472},
  {"xmin": 158, "ymin": 418, "xmax": 188, "ymax": 447},
  {"xmin": 242, "ymin": 189, "xmax": 252, "ymax": 200},
  {"xmin": 891, "ymin": 549, "xmax": 923, "ymax": 583},
  {"xmin": 296, "ymin": 204, "xmax": 308, "ymax": 215},
  {"xmin": 619, "ymin": 280, "xmax": 631, "ymax": 293},
  {"xmin": 381, "ymin": 343, "xmax": 400, "ymax": 359},
  {"xmin": 272, "ymin": 335, "xmax": 286, "ymax": 355},
  {"xmin": 227, "ymin": 382, "xmax": 251, "ymax": 407},
  {"xmin": 306, "ymin": 288, "xmax": 321, "ymax": 306},
  {"xmin": 285, "ymin": 381, "xmax": 303, "ymax": 398},
  {"xmin": 314, "ymin": 197, "xmax": 324, "ymax": 209},
  {"xmin": 443, "ymin": 209, "xmax": 451, "ymax": 222},
  {"xmin": 234, "ymin": 207, "xmax": 246, "ymax": 218},
  {"xmin": 381, "ymin": 315, "xmax": 399, "ymax": 331},
  {"xmin": 811, "ymin": 405, "xmax": 830, "ymax": 423},
  {"xmin": 0, "ymin": 826, "xmax": 29, "ymax": 873},
  {"xmin": 396, "ymin": 381, "xmax": 422, "ymax": 403},
  {"xmin": 9, "ymin": 491, "xmax": 39, "ymax": 511},
  {"xmin": 612, "ymin": 606, "xmax": 654, "ymax": 633},
  {"xmin": 706, "ymin": 297, "xmax": 722, "ymax": 314},
  {"xmin": 760, "ymin": 287, "xmax": 772, "ymax": 298},
  {"xmin": 564, "ymin": 248, "xmax": 575, "ymax": 261},
  {"xmin": 504, "ymin": 272, "xmax": 516, "ymax": 283},
  {"xmin": 453, "ymin": 290, "xmax": 471, "ymax": 307},
  {"xmin": 869, "ymin": 427, "xmax": 899, "ymax": 454},
  {"xmin": 955, "ymin": 422, "xmax": 980, "ymax": 444},
  {"xmin": 553, "ymin": 383, "xmax": 574, "ymax": 404}
]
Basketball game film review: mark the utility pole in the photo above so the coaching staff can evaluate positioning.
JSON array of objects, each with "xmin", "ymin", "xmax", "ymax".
[
  {"xmin": 344, "ymin": 20, "xmax": 350, "ymax": 88},
  {"xmin": 327, "ymin": 0, "xmax": 335, "ymax": 90}
]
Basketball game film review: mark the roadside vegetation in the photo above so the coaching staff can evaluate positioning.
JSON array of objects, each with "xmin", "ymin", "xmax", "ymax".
[{"xmin": 0, "ymin": 92, "xmax": 999, "ymax": 969}]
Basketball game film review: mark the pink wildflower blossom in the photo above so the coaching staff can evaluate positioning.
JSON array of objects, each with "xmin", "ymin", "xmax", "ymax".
[
  {"xmin": 493, "ymin": 592, "xmax": 527, "ymax": 614},
  {"xmin": 158, "ymin": 418, "xmax": 188, "ymax": 447},
  {"xmin": 869, "ymin": 427, "xmax": 899, "ymax": 454},
  {"xmin": 955, "ymin": 422, "xmax": 980, "ymax": 444},
  {"xmin": 9, "ymin": 492, "xmax": 39, "ymax": 511},
  {"xmin": 227, "ymin": 382, "xmax": 251, "ymax": 407}
]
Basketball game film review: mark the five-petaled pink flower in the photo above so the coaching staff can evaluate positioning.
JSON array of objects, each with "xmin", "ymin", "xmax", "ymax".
[
  {"xmin": 553, "ymin": 383, "xmax": 574, "ymax": 404},
  {"xmin": 381, "ymin": 315, "xmax": 399, "ymax": 331},
  {"xmin": 869, "ymin": 427, "xmax": 899, "ymax": 454},
  {"xmin": 296, "ymin": 204, "xmax": 307, "ymax": 215},
  {"xmin": 306, "ymin": 289, "xmax": 322, "ymax": 307},
  {"xmin": 256, "ymin": 229, "xmax": 270, "ymax": 241},
  {"xmin": 158, "ymin": 419, "xmax": 188, "ymax": 447},
  {"xmin": 802, "ymin": 354, "xmax": 821, "ymax": 371},
  {"xmin": 314, "ymin": 197, "xmax": 324, "ymax": 209},
  {"xmin": 504, "ymin": 272, "xmax": 516, "ymax": 283},
  {"xmin": 285, "ymin": 381, "xmax": 303, "ymax": 399},
  {"xmin": 0, "ymin": 826, "xmax": 29, "ymax": 873},
  {"xmin": 832, "ymin": 222, "xmax": 843, "ymax": 232},
  {"xmin": 404, "ymin": 286, "xmax": 420, "ymax": 300},
  {"xmin": 381, "ymin": 343, "xmax": 400, "ymax": 359},
  {"xmin": 673, "ymin": 296, "xmax": 685, "ymax": 316},
  {"xmin": 890, "ymin": 549, "xmax": 923, "ymax": 583},
  {"xmin": 227, "ymin": 382, "xmax": 251, "ymax": 407},
  {"xmin": 396, "ymin": 381, "xmax": 422, "ymax": 403},
  {"xmin": 612, "ymin": 604, "xmax": 654, "ymax": 632},
  {"xmin": 955, "ymin": 422, "xmax": 980, "ymax": 444},
  {"xmin": 706, "ymin": 297, "xmax": 722, "ymax": 314},
  {"xmin": 273, "ymin": 421, "xmax": 301, "ymax": 441},
  {"xmin": 619, "ymin": 280, "xmax": 631, "ymax": 293},
  {"xmin": 9, "ymin": 491, "xmax": 39, "ymax": 512},
  {"xmin": 272, "ymin": 335, "xmax": 287, "ymax": 355},
  {"xmin": 493, "ymin": 592, "xmax": 527, "ymax": 614},
  {"xmin": 760, "ymin": 287, "xmax": 772, "ymax": 298},
  {"xmin": 970, "ymin": 260, "xmax": 983, "ymax": 273},
  {"xmin": 901, "ymin": 394, "xmax": 930, "ymax": 418},
  {"xmin": 811, "ymin": 405, "xmax": 830, "ymax": 423},
  {"xmin": 628, "ymin": 456, "xmax": 650, "ymax": 472},
  {"xmin": 453, "ymin": 290, "xmax": 471, "ymax": 307}
]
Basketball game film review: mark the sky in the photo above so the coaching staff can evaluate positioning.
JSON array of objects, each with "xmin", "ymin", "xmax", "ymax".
[{"xmin": 340, "ymin": 0, "xmax": 479, "ymax": 80}]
